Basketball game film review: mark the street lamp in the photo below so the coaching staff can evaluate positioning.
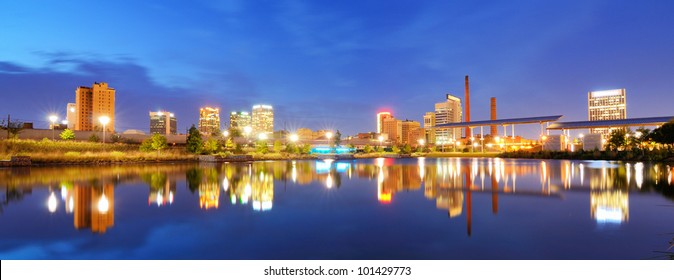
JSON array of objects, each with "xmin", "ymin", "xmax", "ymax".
[
  {"xmin": 289, "ymin": 133, "xmax": 299, "ymax": 142},
  {"xmin": 325, "ymin": 131, "xmax": 333, "ymax": 140},
  {"xmin": 418, "ymin": 139, "xmax": 425, "ymax": 147},
  {"xmin": 258, "ymin": 133, "xmax": 268, "ymax": 141},
  {"xmin": 48, "ymin": 115, "xmax": 58, "ymax": 140},
  {"xmin": 378, "ymin": 135, "xmax": 384, "ymax": 147},
  {"xmin": 223, "ymin": 130, "xmax": 230, "ymax": 138},
  {"xmin": 99, "ymin": 116, "xmax": 110, "ymax": 143},
  {"xmin": 243, "ymin": 126, "xmax": 253, "ymax": 147}
]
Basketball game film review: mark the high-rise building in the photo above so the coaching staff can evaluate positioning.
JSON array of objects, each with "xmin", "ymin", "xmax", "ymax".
[
  {"xmin": 149, "ymin": 111, "xmax": 177, "ymax": 135},
  {"xmin": 588, "ymin": 89, "xmax": 626, "ymax": 135},
  {"xmin": 435, "ymin": 94, "xmax": 462, "ymax": 144},
  {"xmin": 66, "ymin": 103, "xmax": 77, "ymax": 129},
  {"xmin": 252, "ymin": 105, "xmax": 274, "ymax": 135},
  {"xmin": 199, "ymin": 107, "xmax": 221, "ymax": 135},
  {"xmin": 382, "ymin": 118, "xmax": 402, "ymax": 144},
  {"xmin": 74, "ymin": 82, "xmax": 115, "ymax": 132},
  {"xmin": 377, "ymin": 112, "xmax": 392, "ymax": 134},
  {"xmin": 401, "ymin": 120, "xmax": 421, "ymax": 145},
  {"xmin": 229, "ymin": 111, "xmax": 251, "ymax": 132},
  {"xmin": 423, "ymin": 112, "xmax": 436, "ymax": 144}
]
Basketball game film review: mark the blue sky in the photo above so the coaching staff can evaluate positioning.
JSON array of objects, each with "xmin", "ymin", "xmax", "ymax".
[{"xmin": 1, "ymin": 0, "xmax": 673, "ymax": 137}]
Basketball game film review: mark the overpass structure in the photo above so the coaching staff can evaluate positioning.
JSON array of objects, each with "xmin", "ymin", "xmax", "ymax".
[{"xmin": 434, "ymin": 115, "xmax": 564, "ymax": 140}]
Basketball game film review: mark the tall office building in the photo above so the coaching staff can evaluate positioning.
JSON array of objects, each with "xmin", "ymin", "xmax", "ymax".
[
  {"xmin": 377, "ymin": 112, "xmax": 393, "ymax": 134},
  {"xmin": 74, "ymin": 82, "xmax": 115, "ymax": 132},
  {"xmin": 149, "ymin": 111, "xmax": 177, "ymax": 135},
  {"xmin": 382, "ymin": 118, "xmax": 402, "ymax": 144},
  {"xmin": 434, "ymin": 94, "xmax": 462, "ymax": 144},
  {"xmin": 230, "ymin": 111, "xmax": 251, "ymax": 132},
  {"xmin": 588, "ymin": 89, "xmax": 626, "ymax": 135},
  {"xmin": 66, "ymin": 103, "xmax": 77, "ymax": 129},
  {"xmin": 401, "ymin": 120, "xmax": 421, "ymax": 145},
  {"xmin": 252, "ymin": 105, "xmax": 274, "ymax": 135},
  {"xmin": 199, "ymin": 107, "xmax": 221, "ymax": 135}
]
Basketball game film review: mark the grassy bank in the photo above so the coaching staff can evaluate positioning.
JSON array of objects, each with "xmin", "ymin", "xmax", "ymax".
[
  {"xmin": 500, "ymin": 149, "xmax": 674, "ymax": 162},
  {"xmin": 0, "ymin": 139, "xmax": 195, "ymax": 164}
]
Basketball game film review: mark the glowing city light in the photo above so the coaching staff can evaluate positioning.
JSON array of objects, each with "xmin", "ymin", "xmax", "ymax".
[
  {"xmin": 47, "ymin": 192, "xmax": 58, "ymax": 213},
  {"xmin": 222, "ymin": 130, "xmax": 229, "ymax": 137},
  {"xmin": 325, "ymin": 131, "xmax": 333, "ymax": 139},
  {"xmin": 98, "ymin": 194, "xmax": 110, "ymax": 213},
  {"xmin": 289, "ymin": 134, "xmax": 299, "ymax": 142},
  {"xmin": 258, "ymin": 133, "xmax": 268, "ymax": 140}
]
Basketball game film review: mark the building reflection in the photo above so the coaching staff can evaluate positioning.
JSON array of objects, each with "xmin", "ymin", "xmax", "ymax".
[
  {"xmin": 71, "ymin": 182, "xmax": 115, "ymax": 234},
  {"xmin": 142, "ymin": 172, "xmax": 176, "ymax": 207}
]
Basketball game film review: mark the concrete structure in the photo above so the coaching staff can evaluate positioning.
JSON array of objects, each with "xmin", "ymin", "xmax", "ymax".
[
  {"xmin": 434, "ymin": 94, "xmax": 462, "ymax": 145},
  {"xmin": 588, "ymin": 89, "xmax": 626, "ymax": 135},
  {"xmin": 149, "ymin": 111, "xmax": 177, "ymax": 135},
  {"xmin": 543, "ymin": 134, "xmax": 566, "ymax": 151},
  {"xmin": 401, "ymin": 120, "xmax": 421, "ymax": 145},
  {"xmin": 377, "ymin": 112, "xmax": 393, "ymax": 134},
  {"xmin": 490, "ymin": 97, "xmax": 497, "ymax": 136},
  {"xmin": 75, "ymin": 82, "xmax": 115, "ymax": 132},
  {"xmin": 252, "ymin": 104, "xmax": 274, "ymax": 135},
  {"xmin": 583, "ymin": 133, "xmax": 604, "ymax": 151},
  {"xmin": 229, "ymin": 111, "xmax": 251, "ymax": 132},
  {"xmin": 297, "ymin": 128, "xmax": 313, "ymax": 140},
  {"xmin": 198, "ymin": 107, "xmax": 220, "ymax": 135},
  {"xmin": 66, "ymin": 103, "xmax": 77, "ymax": 129}
]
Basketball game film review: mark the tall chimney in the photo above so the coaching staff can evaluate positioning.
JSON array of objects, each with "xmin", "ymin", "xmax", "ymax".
[
  {"xmin": 490, "ymin": 97, "xmax": 497, "ymax": 136},
  {"xmin": 464, "ymin": 75, "xmax": 471, "ymax": 138}
]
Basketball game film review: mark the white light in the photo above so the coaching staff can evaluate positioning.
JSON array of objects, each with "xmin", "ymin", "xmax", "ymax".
[
  {"xmin": 325, "ymin": 132, "xmax": 333, "ymax": 139},
  {"xmin": 378, "ymin": 135, "xmax": 384, "ymax": 142},
  {"xmin": 289, "ymin": 134, "xmax": 299, "ymax": 142},
  {"xmin": 99, "ymin": 116, "xmax": 110, "ymax": 125},
  {"xmin": 47, "ymin": 192, "xmax": 58, "ymax": 213},
  {"xmin": 61, "ymin": 120, "xmax": 68, "ymax": 125},
  {"xmin": 169, "ymin": 113, "xmax": 174, "ymax": 117},
  {"xmin": 590, "ymin": 89, "xmax": 623, "ymax": 98},
  {"xmin": 579, "ymin": 133, "xmax": 584, "ymax": 138},
  {"xmin": 69, "ymin": 107, "xmax": 75, "ymax": 113},
  {"xmin": 258, "ymin": 133, "xmax": 268, "ymax": 140},
  {"xmin": 98, "ymin": 194, "xmax": 109, "ymax": 213},
  {"xmin": 418, "ymin": 139, "xmax": 425, "ymax": 146},
  {"xmin": 222, "ymin": 177, "xmax": 229, "ymax": 191},
  {"xmin": 223, "ymin": 130, "xmax": 229, "ymax": 137},
  {"xmin": 157, "ymin": 111, "xmax": 163, "ymax": 116},
  {"xmin": 48, "ymin": 115, "xmax": 58, "ymax": 123},
  {"xmin": 243, "ymin": 126, "xmax": 252, "ymax": 135}
]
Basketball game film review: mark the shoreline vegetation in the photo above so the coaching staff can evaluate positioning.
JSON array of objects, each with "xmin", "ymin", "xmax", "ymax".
[{"xmin": 1, "ymin": 138, "xmax": 673, "ymax": 166}]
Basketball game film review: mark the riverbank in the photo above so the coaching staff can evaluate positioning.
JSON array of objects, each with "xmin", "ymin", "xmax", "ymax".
[{"xmin": 500, "ymin": 149, "xmax": 674, "ymax": 162}]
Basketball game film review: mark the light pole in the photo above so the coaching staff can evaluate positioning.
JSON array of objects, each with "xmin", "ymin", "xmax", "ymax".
[
  {"xmin": 49, "ymin": 115, "xmax": 58, "ymax": 140},
  {"xmin": 378, "ymin": 135, "xmax": 384, "ymax": 151},
  {"xmin": 99, "ymin": 116, "xmax": 110, "ymax": 143},
  {"xmin": 418, "ymin": 139, "xmax": 425, "ymax": 153},
  {"xmin": 244, "ymin": 126, "xmax": 252, "ymax": 147}
]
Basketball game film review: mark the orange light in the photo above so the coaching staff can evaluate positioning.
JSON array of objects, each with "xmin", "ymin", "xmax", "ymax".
[{"xmin": 378, "ymin": 192, "xmax": 392, "ymax": 203}]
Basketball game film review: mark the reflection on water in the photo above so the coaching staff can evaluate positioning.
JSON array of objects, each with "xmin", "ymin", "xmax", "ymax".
[{"xmin": 1, "ymin": 159, "xmax": 673, "ymax": 237}]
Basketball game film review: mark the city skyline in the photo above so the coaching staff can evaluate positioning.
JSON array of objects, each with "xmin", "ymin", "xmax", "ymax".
[{"xmin": 2, "ymin": 1, "xmax": 674, "ymax": 138}]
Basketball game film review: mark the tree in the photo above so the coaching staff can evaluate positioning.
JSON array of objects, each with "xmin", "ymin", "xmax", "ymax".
[
  {"xmin": 273, "ymin": 140, "xmax": 283, "ymax": 153},
  {"xmin": 391, "ymin": 145, "xmax": 401, "ymax": 154},
  {"xmin": 186, "ymin": 125, "xmax": 203, "ymax": 154},
  {"xmin": 0, "ymin": 119, "xmax": 24, "ymax": 139},
  {"xmin": 333, "ymin": 130, "xmax": 342, "ymax": 147},
  {"xmin": 88, "ymin": 133, "xmax": 100, "ymax": 143},
  {"xmin": 203, "ymin": 138, "xmax": 220, "ymax": 154},
  {"xmin": 363, "ymin": 144, "xmax": 373, "ymax": 153},
  {"xmin": 300, "ymin": 144, "xmax": 312, "ymax": 155},
  {"xmin": 285, "ymin": 142, "xmax": 299, "ymax": 154},
  {"xmin": 651, "ymin": 121, "xmax": 674, "ymax": 146},
  {"xmin": 59, "ymin": 129, "xmax": 75, "ymax": 141},
  {"xmin": 401, "ymin": 144, "xmax": 412, "ymax": 154},
  {"xmin": 228, "ymin": 127, "xmax": 242, "ymax": 138},
  {"xmin": 140, "ymin": 133, "xmax": 168, "ymax": 155},
  {"xmin": 150, "ymin": 133, "xmax": 168, "ymax": 155},
  {"xmin": 256, "ymin": 139, "xmax": 269, "ymax": 153},
  {"xmin": 606, "ymin": 129, "xmax": 626, "ymax": 151}
]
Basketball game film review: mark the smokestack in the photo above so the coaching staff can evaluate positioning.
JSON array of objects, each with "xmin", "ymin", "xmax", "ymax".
[
  {"xmin": 490, "ymin": 97, "xmax": 497, "ymax": 136},
  {"xmin": 464, "ymin": 75, "xmax": 471, "ymax": 138}
]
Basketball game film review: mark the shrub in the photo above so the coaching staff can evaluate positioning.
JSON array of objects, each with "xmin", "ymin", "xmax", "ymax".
[
  {"xmin": 60, "ymin": 129, "xmax": 75, "ymax": 141},
  {"xmin": 88, "ymin": 134, "xmax": 100, "ymax": 143}
]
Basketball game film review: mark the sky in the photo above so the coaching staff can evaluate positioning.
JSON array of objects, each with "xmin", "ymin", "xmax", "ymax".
[{"xmin": 1, "ymin": 0, "xmax": 673, "ymax": 137}]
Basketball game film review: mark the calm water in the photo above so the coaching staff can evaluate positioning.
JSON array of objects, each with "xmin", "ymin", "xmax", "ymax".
[{"xmin": 1, "ymin": 158, "xmax": 673, "ymax": 260}]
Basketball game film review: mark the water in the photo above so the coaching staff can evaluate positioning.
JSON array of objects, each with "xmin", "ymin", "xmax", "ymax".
[{"xmin": 0, "ymin": 158, "xmax": 673, "ymax": 260}]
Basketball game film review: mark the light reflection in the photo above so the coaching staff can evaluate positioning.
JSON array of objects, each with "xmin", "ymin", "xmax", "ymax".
[
  {"xmin": 47, "ymin": 192, "xmax": 58, "ymax": 213},
  {"xmin": 635, "ymin": 162, "xmax": 644, "ymax": 188}
]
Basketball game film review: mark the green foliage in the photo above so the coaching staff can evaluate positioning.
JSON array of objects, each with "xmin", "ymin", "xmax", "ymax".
[
  {"xmin": 139, "ymin": 138, "xmax": 153, "ymax": 152},
  {"xmin": 285, "ymin": 142, "xmax": 299, "ymax": 154},
  {"xmin": 88, "ymin": 134, "xmax": 100, "ymax": 143},
  {"xmin": 256, "ymin": 140, "xmax": 269, "ymax": 153},
  {"xmin": 228, "ymin": 127, "xmax": 242, "ymax": 137},
  {"xmin": 186, "ymin": 125, "xmax": 203, "ymax": 154},
  {"xmin": 203, "ymin": 138, "xmax": 220, "ymax": 154},
  {"xmin": 225, "ymin": 138, "xmax": 235, "ymax": 150},
  {"xmin": 150, "ymin": 133, "xmax": 168, "ymax": 155},
  {"xmin": 606, "ymin": 129, "xmax": 627, "ymax": 151},
  {"xmin": 391, "ymin": 145, "xmax": 401, "ymax": 154},
  {"xmin": 273, "ymin": 140, "xmax": 283, "ymax": 153},
  {"xmin": 651, "ymin": 121, "xmax": 674, "ymax": 145},
  {"xmin": 333, "ymin": 130, "xmax": 342, "ymax": 147},
  {"xmin": 363, "ymin": 144, "xmax": 373, "ymax": 153},
  {"xmin": 59, "ymin": 129, "xmax": 75, "ymax": 141},
  {"xmin": 401, "ymin": 144, "xmax": 412, "ymax": 154},
  {"xmin": 234, "ymin": 143, "xmax": 243, "ymax": 154},
  {"xmin": 300, "ymin": 144, "xmax": 312, "ymax": 155}
]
